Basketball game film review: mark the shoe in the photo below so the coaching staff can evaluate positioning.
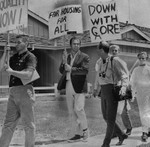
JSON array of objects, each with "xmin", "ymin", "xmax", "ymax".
[
  {"xmin": 68, "ymin": 134, "xmax": 82, "ymax": 143},
  {"xmin": 126, "ymin": 128, "xmax": 132, "ymax": 135},
  {"xmin": 82, "ymin": 129, "xmax": 89, "ymax": 142},
  {"xmin": 116, "ymin": 134, "xmax": 128, "ymax": 146},
  {"xmin": 147, "ymin": 132, "xmax": 150, "ymax": 137},
  {"xmin": 101, "ymin": 144, "xmax": 110, "ymax": 147},
  {"xmin": 141, "ymin": 132, "xmax": 148, "ymax": 142}
]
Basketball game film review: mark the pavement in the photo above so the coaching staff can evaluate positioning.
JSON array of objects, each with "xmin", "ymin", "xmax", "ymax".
[
  {"xmin": 0, "ymin": 97, "xmax": 149, "ymax": 147},
  {"xmin": 7, "ymin": 127, "xmax": 150, "ymax": 147}
]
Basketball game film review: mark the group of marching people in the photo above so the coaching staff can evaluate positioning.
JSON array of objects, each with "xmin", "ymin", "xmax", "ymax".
[
  {"xmin": 0, "ymin": 35, "xmax": 150, "ymax": 147},
  {"xmin": 58, "ymin": 38, "xmax": 150, "ymax": 147},
  {"xmin": 93, "ymin": 41, "xmax": 150, "ymax": 147}
]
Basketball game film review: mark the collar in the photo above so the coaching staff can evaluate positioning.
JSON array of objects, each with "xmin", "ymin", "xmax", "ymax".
[
  {"xmin": 102, "ymin": 55, "xmax": 111, "ymax": 64},
  {"xmin": 17, "ymin": 51, "xmax": 28, "ymax": 57},
  {"xmin": 70, "ymin": 50, "xmax": 80, "ymax": 58},
  {"xmin": 139, "ymin": 64, "xmax": 146, "ymax": 66}
]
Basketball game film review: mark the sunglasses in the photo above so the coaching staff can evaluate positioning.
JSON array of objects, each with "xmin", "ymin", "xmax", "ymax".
[
  {"xmin": 112, "ymin": 50, "xmax": 118, "ymax": 52},
  {"xmin": 139, "ymin": 58, "xmax": 146, "ymax": 60}
]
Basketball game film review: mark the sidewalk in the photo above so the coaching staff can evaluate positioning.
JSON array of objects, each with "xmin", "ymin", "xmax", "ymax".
[{"xmin": 8, "ymin": 127, "xmax": 150, "ymax": 147}]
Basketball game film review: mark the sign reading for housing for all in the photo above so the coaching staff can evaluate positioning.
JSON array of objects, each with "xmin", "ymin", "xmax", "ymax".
[
  {"xmin": 0, "ymin": 0, "xmax": 28, "ymax": 33},
  {"xmin": 48, "ymin": 5, "xmax": 83, "ymax": 40},
  {"xmin": 86, "ymin": 0, "xmax": 121, "ymax": 42}
]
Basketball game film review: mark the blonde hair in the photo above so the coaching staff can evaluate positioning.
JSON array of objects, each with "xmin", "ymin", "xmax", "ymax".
[
  {"xmin": 137, "ymin": 52, "xmax": 148, "ymax": 59},
  {"xmin": 110, "ymin": 45, "xmax": 120, "ymax": 51}
]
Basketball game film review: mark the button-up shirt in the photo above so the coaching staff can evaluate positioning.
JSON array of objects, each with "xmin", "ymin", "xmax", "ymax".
[
  {"xmin": 94, "ymin": 55, "xmax": 129, "ymax": 88},
  {"xmin": 66, "ymin": 51, "xmax": 79, "ymax": 80},
  {"xmin": 9, "ymin": 51, "xmax": 37, "ymax": 87}
]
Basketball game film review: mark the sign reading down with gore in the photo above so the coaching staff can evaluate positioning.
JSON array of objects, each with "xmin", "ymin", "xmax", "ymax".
[{"xmin": 86, "ymin": 0, "xmax": 121, "ymax": 42}]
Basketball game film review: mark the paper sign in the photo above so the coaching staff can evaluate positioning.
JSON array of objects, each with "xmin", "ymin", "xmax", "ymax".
[
  {"xmin": 85, "ymin": 0, "xmax": 121, "ymax": 42},
  {"xmin": 21, "ymin": 70, "xmax": 40, "ymax": 85},
  {"xmin": 0, "ymin": 0, "xmax": 28, "ymax": 33},
  {"xmin": 48, "ymin": 5, "xmax": 83, "ymax": 39}
]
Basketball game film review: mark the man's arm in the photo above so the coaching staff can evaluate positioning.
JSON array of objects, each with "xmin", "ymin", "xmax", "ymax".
[
  {"xmin": 71, "ymin": 54, "xmax": 90, "ymax": 75},
  {"xmin": 0, "ymin": 46, "xmax": 9, "ymax": 71},
  {"xmin": 113, "ymin": 58, "xmax": 129, "ymax": 96},
  {"xmin": 93, "ymin": 70, "xmax": 101, "ymax": 97},
  {"xmin": 6, "ymin": 67, "xmax": 34, "ymax": 80},
  {"xmin": 95, "ymin": 58, "xmax": 101, "ymax": 72},
  {"xmin": 6, "ymin": 53, "xmax": 37, "ymax": 80},
  {"xmin": 114, "ymin": 58, "xmax": 129, "ymax": 87},
  {"xmin": 59, "ymin": 50, "xmax": 68, "ymax": 74}
]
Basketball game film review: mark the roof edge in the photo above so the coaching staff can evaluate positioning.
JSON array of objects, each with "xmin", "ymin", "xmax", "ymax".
[{"xmin": 28, "ymin": 9, "xmax": 48, "ymax": 25}]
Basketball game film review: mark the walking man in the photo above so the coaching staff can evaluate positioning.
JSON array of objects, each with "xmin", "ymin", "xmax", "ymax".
[
  {"xmin": 110, "ymin": 44, "xmax": 132, "ymax": 136},
  {"xmin": 58, "ymin": 36, "xmax": 90, "ymax": 142},
  {"xmin": 94, "ymin": 41, "xmax": 128, "ymax": 147},
  {"xmin": 0, "ymin": 35, "xmax": 37, "ymax": 147}
]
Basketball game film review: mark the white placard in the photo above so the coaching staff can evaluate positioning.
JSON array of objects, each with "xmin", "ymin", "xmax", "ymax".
[
  {"xmin": 0, "ymin": 0, "xmax": 28, "ymax": 33},
  {"xmin": 21, "ymin": 70, "xmax": 40, "ymax": 85},
  {"xmin": 48, "ymin": 5, "xmax": 83, "ymax": 39},
  {"xmin": 85, "ymin": 0, "xmax": 121, "ymax": 42}
]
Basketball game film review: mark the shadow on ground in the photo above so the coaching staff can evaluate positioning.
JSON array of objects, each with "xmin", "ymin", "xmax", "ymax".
[
  {"xmin": 10, "ymin": 144, "xmax": 22, "ymax": 146},
  {"xmin": 35, "ymin": 139, "xmax": 66, "ymax": 145}
]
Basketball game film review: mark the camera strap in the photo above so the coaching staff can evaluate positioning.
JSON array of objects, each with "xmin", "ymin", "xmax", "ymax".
[
  {"xmin": 110, "ymin": 56, "xmax": 115, "ymax": 84},
  {"xmin": 99, "ymin": 57, "xmax": 109, "ymax": 75}
]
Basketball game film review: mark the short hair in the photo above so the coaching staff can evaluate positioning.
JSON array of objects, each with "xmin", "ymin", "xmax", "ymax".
[
  {"xmin": 110, "ymin": 45, "xmax": 120, "ymax": 51},
  {"xmin": 16, "ymin": 34, "xmax": 29, "ymax": 43},
  {"xmin": 98, "ymin": 41, "xmax": 110, "ymax": 53},
  {"xmin": 137, "ymin": 51, "xmax": 148, "ymax": 59},
  {"xmin": 69, "ymin": 36, "xmax": 81, "ymax": 46}
]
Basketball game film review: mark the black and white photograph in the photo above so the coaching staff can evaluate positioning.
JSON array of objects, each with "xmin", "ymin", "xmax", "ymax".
[{"xmin": 0, "ymin": 0, "xmax": 150, "ymax": 147}]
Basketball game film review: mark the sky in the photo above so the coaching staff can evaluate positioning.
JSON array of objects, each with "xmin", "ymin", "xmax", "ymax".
[{"xmin": 28, "ymin": 0, "xmax": 150, "ymax": 28}]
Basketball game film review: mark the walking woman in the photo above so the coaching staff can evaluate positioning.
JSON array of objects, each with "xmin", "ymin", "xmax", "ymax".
[{"xmin": 130, "ymin": 52, "xmax": 150, "ymax": 142}]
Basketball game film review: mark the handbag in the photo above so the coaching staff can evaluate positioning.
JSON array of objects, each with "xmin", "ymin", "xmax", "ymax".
[
  {"xmin": 113, "ymin": 85, "xmax": 132, "ymax": 101},
  {"xmin": 111, "ymin": 56, "xmax": 132, "ymax": 101},
  {"xmin": 57, "ymin": 72, "xmax": 66, "ymax": 90}
]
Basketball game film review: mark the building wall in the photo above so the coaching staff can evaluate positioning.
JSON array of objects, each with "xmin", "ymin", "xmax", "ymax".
[
  {"xmin": 32, "ymin": 43, "xmax": 150, "ymax": 87},
  {"xmin": 32, "ymin": 49, "xmax": 63, "ymax": 86},
  {"xmin": 1, "ymin": 15, "xmax": 150, "ymax": 87},
  {"xmin": 34, "ymin": 45, "xmax": 145, "ymax": 87},
  {"xmin": 25, "ymin": 15, "xmax": 150, "ymax": 86},
  {"xmin": 122, "ymin": 30, "xmax": 146, "ymax": 40},
  {"xmin": 0, "ymin": 45, "xmax": 149, "ymax": 87},
  {"xmin": 28, "ymin": 16, "xmax": 48, "ymax": 38}
]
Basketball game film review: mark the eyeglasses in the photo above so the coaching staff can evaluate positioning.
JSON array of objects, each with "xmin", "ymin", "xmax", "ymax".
[
  {"xmin": 112, "ymin": 50, "xmax": 118, "ymax": 52},
  {"xmin": 16, "ymin": 41, "xmax": 22, "ymax": 44},
  {"xmin": 139, "ymin": 58, "xmax": 146, "ymax": 60}
]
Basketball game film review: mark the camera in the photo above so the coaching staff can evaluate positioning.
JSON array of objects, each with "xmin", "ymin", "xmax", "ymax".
[{"xmin": 99, "ymin": 72, "xmax": 106, "ymax": 78}]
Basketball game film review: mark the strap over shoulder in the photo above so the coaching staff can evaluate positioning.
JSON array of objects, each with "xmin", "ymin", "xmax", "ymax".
[{"xmin": 110, "ymin": 56, "xmax": 114, "ymax": 68}]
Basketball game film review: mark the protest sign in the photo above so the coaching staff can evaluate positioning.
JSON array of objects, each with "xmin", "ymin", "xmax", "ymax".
[
  {"xmin": 85, "ymin": 0, "xmax": 121, "ymax": 42},
  {"xmin": 0, "ymin": 0, "xmax": 28, "ymax": 33},
  {"xmin": 48, "ymin": 5, "xmax": 83, "ymax": 39}
]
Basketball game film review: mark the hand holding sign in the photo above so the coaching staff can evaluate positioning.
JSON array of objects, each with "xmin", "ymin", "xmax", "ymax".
[
  {"xmin": 3, "ymin": 44, "xmax": 11, "ymax": 66},
  {"xmin": 62, "ymin": 49, "xmax": 67, "ymax": 64},
  {"xmin": 4, "ymin": 45, "xmax": 10, "ymax": 53}
]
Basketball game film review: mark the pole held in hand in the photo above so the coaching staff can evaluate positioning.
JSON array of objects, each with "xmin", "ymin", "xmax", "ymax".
[{"xmin": 6, "ymin": 31, "xmax": 10, "ymax": 66}]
